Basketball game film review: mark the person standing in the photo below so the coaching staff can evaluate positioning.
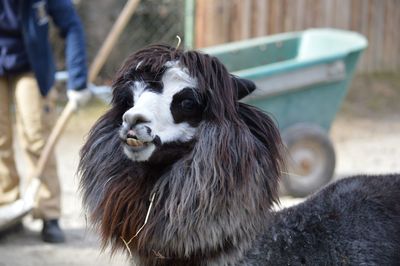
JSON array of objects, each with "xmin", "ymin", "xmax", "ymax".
[{"xmin": 0, "ymin": 0, "xmax": 91, "ymax": 243}]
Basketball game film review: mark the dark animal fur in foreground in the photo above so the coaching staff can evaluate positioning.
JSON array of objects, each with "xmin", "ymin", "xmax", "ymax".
[
  {"xmin": 245, "ymin": 174, "xmax": 400, "ymax": 265},
  {"xmin": 79, "ymin": 44, "xmax": 400, "ymax": 265}
]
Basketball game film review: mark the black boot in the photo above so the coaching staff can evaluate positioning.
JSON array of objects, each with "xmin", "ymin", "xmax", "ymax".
[{"xmin": 41, "ymin": 219, "xmax": 65, "ymax": 243}]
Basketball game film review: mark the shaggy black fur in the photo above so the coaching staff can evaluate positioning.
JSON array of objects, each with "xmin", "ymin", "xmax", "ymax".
[
  {"xmin": 79, "ymin": 44, "xmax": 400, "ymax": 266},
  {"xmin": 244, "ymin": 174, "xmax": 400, "ymax": 265}
]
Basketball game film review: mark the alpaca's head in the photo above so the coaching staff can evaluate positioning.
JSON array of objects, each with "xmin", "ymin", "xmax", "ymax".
[
  {"xmin": 118, "ymin": 60, "xmax": 201, "ymax": 162},
  {"xmin": 115, "ymin": 45, "xmax": 258, "ymax": 164},
  {"xmin": 79, "ymin": 44, "xmax": 284, "ymax": 264}
]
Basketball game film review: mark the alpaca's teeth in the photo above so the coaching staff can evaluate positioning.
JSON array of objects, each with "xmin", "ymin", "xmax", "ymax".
[{"xmin": 126, "ymin": 138, "xmax": 144, "ymax": 147}]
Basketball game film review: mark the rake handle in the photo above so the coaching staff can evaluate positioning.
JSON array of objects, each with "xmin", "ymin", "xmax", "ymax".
[
  {"xmin": 88, "ymin": 0, "xmax": 140, "ymax": 83},
  {"xmin": 32, "ymin": 101, "xmax": 76, "ymax": 181}
]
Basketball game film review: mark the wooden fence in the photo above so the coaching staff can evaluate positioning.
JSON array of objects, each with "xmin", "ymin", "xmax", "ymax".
[{"xmin": 194, "ymin": 0, "xmax": 400, "ymax": 73}]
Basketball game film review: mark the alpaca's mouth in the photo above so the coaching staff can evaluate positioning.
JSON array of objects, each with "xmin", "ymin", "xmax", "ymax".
[
  {"xmin": 126, "ymin": 137, "xmax": 146, "ymax": 147},
  {"xmin": 122, "ymin": 129, "xmax": 156, "ymax": 162},
  {"xmin": 124, "ymin": 130, "xmax": 151, "ymax": 150}
]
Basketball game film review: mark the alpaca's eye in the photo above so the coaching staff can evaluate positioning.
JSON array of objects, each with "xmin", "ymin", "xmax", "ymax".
[
  {"xmin": 180, "ymin": 99, "xmax": 196, "ymax": 111},
  {"xmin": 171, "ymin": 88, "xmax": 203, "ymax": 125}
]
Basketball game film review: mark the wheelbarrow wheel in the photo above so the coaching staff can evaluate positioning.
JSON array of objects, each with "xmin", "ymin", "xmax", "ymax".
[{"xmin": 282, "ymin": 123, "xmax": 336, "ymax": 197}]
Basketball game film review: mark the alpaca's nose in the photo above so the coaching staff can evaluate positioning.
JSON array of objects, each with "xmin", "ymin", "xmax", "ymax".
[{"xmin": 123, "ymin": 109, "xmax": 151, "ymax": 127}]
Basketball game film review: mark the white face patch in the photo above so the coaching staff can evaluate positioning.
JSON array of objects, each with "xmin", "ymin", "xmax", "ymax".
[{"xmin": 120, "ymin": 63, "xmax": 198, "ymax": 162}]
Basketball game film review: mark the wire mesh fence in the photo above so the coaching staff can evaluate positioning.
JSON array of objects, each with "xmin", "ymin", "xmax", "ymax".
[{"xmin": 78, "ymin": 0, "xmax": 186, "ymax": 84}]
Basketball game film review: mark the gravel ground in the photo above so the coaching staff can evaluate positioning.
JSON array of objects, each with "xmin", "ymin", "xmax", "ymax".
[{"xmin": 0, "ymin": 74, "xmax": 399, "ymax": 266}]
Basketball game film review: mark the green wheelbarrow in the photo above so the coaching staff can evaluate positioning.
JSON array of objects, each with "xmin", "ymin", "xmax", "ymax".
[{"xmin": 203, "ymin": 28, "xmax": 368, "ymax": 197}]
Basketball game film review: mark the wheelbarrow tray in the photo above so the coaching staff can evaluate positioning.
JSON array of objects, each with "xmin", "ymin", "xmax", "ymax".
[
  {"xmin": 203, "ymin": 28, "xmax": 367, "ymax": 132},
  {"xmin": 203, "ymin": 29, "xmax": 367, "ymax": 196}
]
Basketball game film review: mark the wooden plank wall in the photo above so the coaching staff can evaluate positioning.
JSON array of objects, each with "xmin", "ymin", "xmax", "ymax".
[{"xmin": 195, "ymin": 0, "xmax": 400, "ymax": 73}]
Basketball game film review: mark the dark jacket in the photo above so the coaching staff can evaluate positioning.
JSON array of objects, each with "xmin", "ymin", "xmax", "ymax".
[
  {"xmin": 0, "ymin": 0, "xmax": 31, "ymax": 76},
  {"xmin": 20, "ymin": 0, "xmax": 87, "ymax": 96}
]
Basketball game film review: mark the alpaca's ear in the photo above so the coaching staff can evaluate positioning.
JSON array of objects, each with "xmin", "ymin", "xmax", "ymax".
[{"xmin": 232, "ymin": 75, "xmax": 256, "ymax": 100}]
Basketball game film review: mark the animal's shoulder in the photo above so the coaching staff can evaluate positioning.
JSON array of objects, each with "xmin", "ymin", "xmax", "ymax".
[
  {"xmin": 318, "ymin": 174, "xmax": 400, "ymax": 208},
  {"xmin": 268, "ymin": 174, "xmax": 400, "ymax": 242},
  {"xmin": 293, "ymin": 174, "xmax": 400, "ymax": 219}
]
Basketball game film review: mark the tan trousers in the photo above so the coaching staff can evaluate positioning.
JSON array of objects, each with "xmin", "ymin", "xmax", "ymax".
[{"xmin": 0, "ymin": 73, "xmax": 61, "ymax": 220}]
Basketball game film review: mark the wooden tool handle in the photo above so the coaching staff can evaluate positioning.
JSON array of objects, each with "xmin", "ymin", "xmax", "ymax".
[
  {"xmin": 88, "ymin": 0, "xmax": 141, "ymax": 83},
  {"xmin": 33, "ymin": 101, "xmax": 76, "ymax": 181}
]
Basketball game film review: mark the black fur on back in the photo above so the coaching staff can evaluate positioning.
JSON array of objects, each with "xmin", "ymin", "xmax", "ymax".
[{"xmin": 244, "ymin": 174, "xmax": 400, "ymax": 265}]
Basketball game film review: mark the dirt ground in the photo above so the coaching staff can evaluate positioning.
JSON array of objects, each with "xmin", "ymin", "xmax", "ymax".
[{"xmin": 0, "ymin": 73, "xmax": 399, "ymax": 266}]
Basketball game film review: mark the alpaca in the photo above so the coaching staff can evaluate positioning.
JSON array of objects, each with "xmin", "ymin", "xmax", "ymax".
[{"xmin": 79, "ymin": 44, "xmax": 400, "ymax": 266}]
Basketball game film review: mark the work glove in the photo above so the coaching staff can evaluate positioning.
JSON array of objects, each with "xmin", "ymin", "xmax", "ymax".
[{"xmin": 67, "ymin": 88, "xmax": 92, "ymax": 110}]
